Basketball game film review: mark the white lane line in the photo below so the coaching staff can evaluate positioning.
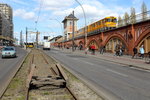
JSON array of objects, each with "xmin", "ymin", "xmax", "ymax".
[
  {"xmin": 130, "ymin": 67, "xmax": 150, "ymax": 73},
  {"xmin": 73, "ymin": 58, "xmax": 95, "ymax": 65},
  {"xmin": 73, "ymin": 58, "xmax": 78, "ymax": 60},
  {"xmin": 84, "ymin": 61, "xmax": 95, "ymax": 65},
  {"xmin": 106, "ymin": 68, "xmax": 128, "ymax": 77}
]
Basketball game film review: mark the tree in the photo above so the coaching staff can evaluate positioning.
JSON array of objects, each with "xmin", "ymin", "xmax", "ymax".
[
  {"xmin": 141, "ymin": 2, "xmax": 147, "ymax": 21},
  {"xmin": 118, "ymin": 16, "xmax": 123, "ymax": 27},
  {"xmin": 130, "ymin": 7, "xmax": 136, "ymax": 24},
  {"xmin": 124, "ymin": 12, "xmax": 130, "ymax": 25}
]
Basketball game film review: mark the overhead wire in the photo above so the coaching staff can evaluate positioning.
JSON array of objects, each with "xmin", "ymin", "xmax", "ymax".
[{"xmin": 35, "ymin": 0, "xmax": 44, "ymax": 30}]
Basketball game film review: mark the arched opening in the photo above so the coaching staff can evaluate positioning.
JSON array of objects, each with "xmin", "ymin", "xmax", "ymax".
[
  {"xmin": 105, "ymin": 37, "xmax": 127, "ymax": 53},
  {"xmin": 137, "ymin": 33, "xmax": 150, "ymax": 53},
  {"xmin": 88, "ymin": 40, "xmax": 99, "ymax": 50},
  {"xmin": 79, "ymin": 41, "xmax": 84, "ymax": 46},
  {"xmin": 78, "ymin": 41, "xmax": 84, "ymax": 50}
]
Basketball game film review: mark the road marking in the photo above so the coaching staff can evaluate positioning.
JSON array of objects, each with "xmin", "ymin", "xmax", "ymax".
[
  {"xmin": 130, "ymin": 67, "xmax": 150, "ymax": 73},
  {"xmin": 73, "ymin": 58, "xmax": 78, "ymax": 60},
  {"xmin": 72, "ymin": 58, "xmax": 95, "ymax": 65},
  {"xmin": 84, "ymin": 61, "xmax": 95, "ymax": 65},
  {"xmin": 106, "ymin": 68, "xmax": 128, "ymax": 77}
]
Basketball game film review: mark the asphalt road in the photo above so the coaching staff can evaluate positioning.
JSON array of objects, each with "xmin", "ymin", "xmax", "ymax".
[
  {"xmin": 0, "ymin": 47, "xmax": 27, "ymax": 97},
  {"xmin": 45, "ymin": 49, "xmax": 150, "ymax": 100}
]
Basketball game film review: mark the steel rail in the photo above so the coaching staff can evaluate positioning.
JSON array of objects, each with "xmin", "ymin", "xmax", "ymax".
[
  {"xmin": 0, "ymin": 50, "xmax": 29, "ymax": 99},
  {"xmin": 52, "ymin": 63, "xmax": 78, "ymax": 100},
  {"xmin": 26, "ymin": 49, "xmax": 78, "ymax": 100}
]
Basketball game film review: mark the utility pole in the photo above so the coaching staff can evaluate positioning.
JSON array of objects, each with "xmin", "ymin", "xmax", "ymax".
[
  {"xmin": 20, "ymin": 31, "xmax": 23, "ymax": 48},
  {"xmin": 74, "ymin": 0, "xmax": 87, "ymax": 53},
  {"xmin": 72, "ymin": 11, "xmax": 75, "ymax": 52},
  {"xmin": 26, "ymin": 27, "xmax": 28, "ymax": 49},
  {"xmin": 36, "ymin": 31, "xmax": 39, "ymax": 48}
]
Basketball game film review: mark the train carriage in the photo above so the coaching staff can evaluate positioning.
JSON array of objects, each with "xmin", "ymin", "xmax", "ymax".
[
  {"xmin": 24, "ymin": 42, "xmax": 34, "ymax": 48},
  {"xmin": 87, "ymin": 16, "xmax": 117, "ymax": 34}
]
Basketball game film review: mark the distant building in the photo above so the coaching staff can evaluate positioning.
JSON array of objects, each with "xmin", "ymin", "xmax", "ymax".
[
  {"xmin": 0, "ymin": 12, "xmax": 11, "ymax": 37},
  {"xmin": 0, "ymin": 3, "xmax": 13, "ymax": 21},
  {"xmin": 0, "ymin": 3, "xmax": 13, "ymax": 45},
  {"xmin": 62, "ymin": 13, "xmax": 78, "ymax": 40}
]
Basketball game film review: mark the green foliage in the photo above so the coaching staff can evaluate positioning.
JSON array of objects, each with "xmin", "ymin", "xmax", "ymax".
[
  {"xmin": 16, "ymin": 96, "xmax": 25, "ymax": 100},
  {"xmin": 43, "ymin": 91, "xmax": 50, "ymax": 95},
  {"xmin": 141, "ymin": 2, "xmax": 147, "ymax": 20},
  {"xmin": 118, "ymin": 16, "xmax": 123, "ymax": 27},
  {"xmin": 8, "ymin": 77, "xmax": 22, "ymax": 89},
  {"xmin": 124, "ymin": 12, "xmax": 130, "ymax": 25},
  {"xmin": 130, "ymin": 7, "xmax": 136, "ymax": 24}
]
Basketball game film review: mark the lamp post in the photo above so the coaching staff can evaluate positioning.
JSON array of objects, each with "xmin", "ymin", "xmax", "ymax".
[
  {"xmin": 49, "ymin": 19, "xmax": 63, "ymax": 35},
  {"xmin": 74, "ymin": 0, "xmax": 87, "ymax": 50},
  {"xmin": 49, "ymin": 19, "xmax": 64, "ymax": 48},
  {"xmin": 25, "ymin": 27, "xmax": 28, "ymax": 50},
  {"xmin": 72, "ymin": 11, "xmax": 75, "ymax": 52}
]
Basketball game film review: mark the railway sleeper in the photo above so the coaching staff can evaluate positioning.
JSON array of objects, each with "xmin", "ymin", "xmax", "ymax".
[{"xmin": 30, "ymin": 76, "xmax": 66, "ymax": 90}]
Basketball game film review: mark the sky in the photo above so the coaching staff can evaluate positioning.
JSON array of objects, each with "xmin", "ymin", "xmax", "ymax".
[{"xmin": 0, "ymin": 0, "xmax": 150, "ymax": 42}]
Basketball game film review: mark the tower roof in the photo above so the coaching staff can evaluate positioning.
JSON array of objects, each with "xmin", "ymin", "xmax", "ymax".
[{"xmin": 62, "ymin": 13, "xmax": 78, "ymax": 23}]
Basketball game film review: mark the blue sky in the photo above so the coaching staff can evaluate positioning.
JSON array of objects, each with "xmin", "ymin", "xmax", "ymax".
[{"xmin": 1, "ymin": 0, "xmax": 150, "ymax": 42}]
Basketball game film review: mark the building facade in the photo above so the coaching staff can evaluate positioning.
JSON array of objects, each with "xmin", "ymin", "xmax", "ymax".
[
  {"xmin": 53, "ymin": 11, "xmax": 150, "ymax": 55},
  {"xmin": 0, "ymin": 3, "xmax": 12, "ymax": 21},
  {"xmin": 62, "ymin": 13, "xmax": 78, "ymax": 40},
  {"xmin": 0, "ymin": 3, "xmax": 13, "ymax": 45}
]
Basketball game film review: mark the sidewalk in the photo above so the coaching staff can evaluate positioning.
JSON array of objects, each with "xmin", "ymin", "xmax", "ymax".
[{"xmin": 54, "ymin": 47, "xmax": 150, "ymax": 70}]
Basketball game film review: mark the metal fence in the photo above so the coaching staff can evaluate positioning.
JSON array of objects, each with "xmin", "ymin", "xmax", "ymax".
[{"xmin": 117, "ymin": 10, "xmax": 150, "ymax": 28}]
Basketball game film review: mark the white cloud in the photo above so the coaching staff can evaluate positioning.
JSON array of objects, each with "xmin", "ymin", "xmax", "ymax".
[
  {"xmin": 9, "ymin": 0, "xmax": 28, "ymax": 5},
  {"xmin": 33, "ymin": 0, "xmax": 127, "ymax": 24},
  {"xmin": 14, "ymin": 9, "xmax": 35, "ymax": 20},
  {"xmin": 52, "ymin": 0, "xmax": 126, "ymax": 20},
  {"xmin": 36, "ymin": 0, "xmax": 74, "ymax": 11},
  {"xmin": 132, "ymin": 0, "xmax": 143, "ymax": 5}
]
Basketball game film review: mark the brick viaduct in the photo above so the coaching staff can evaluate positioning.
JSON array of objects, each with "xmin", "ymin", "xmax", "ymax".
[{"xmin": 54, "ymin": 19, "xmax": 150, "ymax": 55}]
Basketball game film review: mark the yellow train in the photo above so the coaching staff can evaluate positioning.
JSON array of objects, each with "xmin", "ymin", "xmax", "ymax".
[
  {"xmin": 24, "ymin": 43, "xmax": 34, "ymax": 48},
  {"xmin": 88, "ymin": 16, "xmax": 117, "ymax": 33},
  {"xmin": 74, "ymin": 16, "xmax": 117, "ymax": 36}
]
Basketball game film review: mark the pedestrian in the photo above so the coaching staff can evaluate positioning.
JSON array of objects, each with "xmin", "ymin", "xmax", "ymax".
[
  {"xmin": 85, "ymin": 47, "xmax": 88, "ymax": 54},
  {"xmin": 74, "ymin": 44, "xmax": 77, "ymax": 50},
  {"xmin": 119, "ymin": 45, "xmax": 123, "ymax": 56},
  {"xmin": 79, "ymin": 44, "xmax": 83, "ymax": 50},
  {"xmin": 100, "ymin": 46, "xmax": 104, "ymax": 54},
  {"xmin": 103, "ymin": 46, "xmax": 106, "ymax": 53},
  {"xmin": 99, "ymin": 46, "xmax": 103, "ymax": 54},
  {"xmin": 93, "ymin": 45, "xmax": 95, "ymax": 55},
  {"xmin": 114, "ymin": 44, "xmax": 119, "ymax": 56},
  {"xmin": 132, "ymin": 47, "xmax": 137, "ymax": 58},
  {"xmin": 91, "ymin": 44, "xmax": 95, "ymax": 55},
  {"xmin": 139, "ymin": 45, "xmax": 144, "ymax": 58}
]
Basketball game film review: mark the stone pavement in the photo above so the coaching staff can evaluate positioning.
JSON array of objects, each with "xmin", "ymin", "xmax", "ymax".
[{"xmin": 54, "ymin": 47, "xmax": 150, "ymax": 70}]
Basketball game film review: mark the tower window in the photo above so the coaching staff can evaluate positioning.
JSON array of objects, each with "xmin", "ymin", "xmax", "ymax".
[{"xmin": 70, "ymin": 21, "xmax": 72, "ymax": 25}]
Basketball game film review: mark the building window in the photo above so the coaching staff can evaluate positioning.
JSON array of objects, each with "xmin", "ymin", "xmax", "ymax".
[{"xmin": 70, "ymin": 21, "xmax": 72, "ymax": 26}]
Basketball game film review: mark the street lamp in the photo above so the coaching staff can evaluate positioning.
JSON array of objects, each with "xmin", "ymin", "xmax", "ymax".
[
  {"xmin": 49, "ymin": 19, "xmax": 63, "ymax": 35},
  {"xmin": 74, "ymin": 0, "xmax": 87, "ymax": 50},
  {"xmin": 49, "ymin": 19, "xmax": 64, "ymax": 48},
  {"xmin": 72, "ymin": 11, "xmax": 75, "ymax": 52}
]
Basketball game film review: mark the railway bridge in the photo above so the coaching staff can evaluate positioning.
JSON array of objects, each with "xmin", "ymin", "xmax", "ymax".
[{"xmin": 53, "ymin": 12, "xmax": 150, "ymax": 55}]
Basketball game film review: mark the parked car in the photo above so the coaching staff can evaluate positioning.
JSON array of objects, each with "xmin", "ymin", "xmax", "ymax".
[{"xmin": 1, "ymin": 46, "xmax": 16, "ymax": 58}]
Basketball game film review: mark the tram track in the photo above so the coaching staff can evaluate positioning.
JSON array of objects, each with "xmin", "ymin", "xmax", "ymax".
[
  {"xmin": 25, "ymin": 49, "xmax": 78, "ymax": 100},
  {"xmin": 0, "ymin": 49, "xmax": 29, "ymax": 99},
  {"xmin": 1, "ymin": 49, "xmax": 102, "ymax": 100}
]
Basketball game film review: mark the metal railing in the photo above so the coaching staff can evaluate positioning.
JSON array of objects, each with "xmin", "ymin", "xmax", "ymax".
[
  {"xmin": 117, "ymin": 10, "xmax": 150, "ymax": 28},
  {"xmin": 60, "ymin": 10, "xmax": 150, "ymax": 42}
]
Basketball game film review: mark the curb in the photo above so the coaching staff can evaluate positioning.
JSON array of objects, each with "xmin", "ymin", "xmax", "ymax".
[
  {"xmin": 0, "ymin": 49, "xmax": 30, "ymax": 98},
  {"xmin": 57, "ymin": 48, "xmax": 150, "ymax": 71}
]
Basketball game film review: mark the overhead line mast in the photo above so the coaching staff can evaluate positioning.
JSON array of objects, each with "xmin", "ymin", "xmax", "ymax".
[{"xmin": 35, "ymin": 0, "xmax": 44, "ymax": 30}]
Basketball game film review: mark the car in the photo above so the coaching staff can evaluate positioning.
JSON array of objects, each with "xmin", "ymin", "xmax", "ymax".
[{"xmin": 1, "ymin": 46, "xmax": 17, "ymax": 58}]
